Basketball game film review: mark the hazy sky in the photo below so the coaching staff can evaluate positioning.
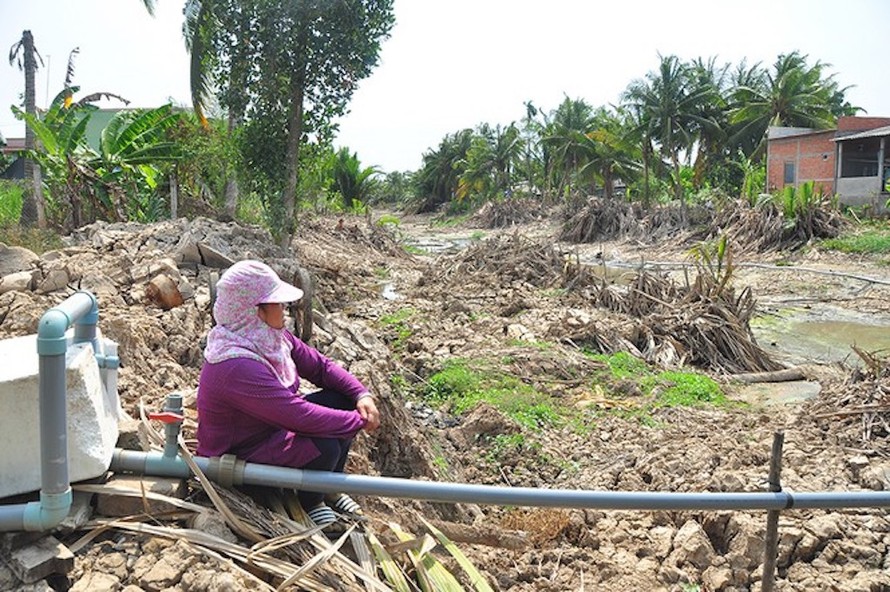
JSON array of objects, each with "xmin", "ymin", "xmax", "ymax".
[{"xmin": 3, "ymin": 1, "xmax": 889, "ymax": 172}]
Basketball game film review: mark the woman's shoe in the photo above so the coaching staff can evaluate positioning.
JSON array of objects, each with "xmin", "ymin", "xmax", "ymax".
[
  {"xmin": 306, "ymin": 503, "xmax": 337, "ymax": 528},
  {"xmin": 326, "ymin": 493, "xmax": 365, "ymax": 520}
]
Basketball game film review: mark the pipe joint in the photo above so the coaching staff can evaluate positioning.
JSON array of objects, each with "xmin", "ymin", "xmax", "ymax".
[
  {"xmin": 37, "ymin": 309, "xmax": 71, "ymax": 356},
  {"xmin": 95, "ymin": 354, "xmax": 120, "ymax": 369},
  {"xmin": 22, "ymin": 489, "xmax": 72, "ymax": 531}
]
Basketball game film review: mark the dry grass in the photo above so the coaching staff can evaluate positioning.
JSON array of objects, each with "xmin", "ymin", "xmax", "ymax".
[{"xmin": 499, "ymin": 509, "xmax": 572, "ymax": 545}]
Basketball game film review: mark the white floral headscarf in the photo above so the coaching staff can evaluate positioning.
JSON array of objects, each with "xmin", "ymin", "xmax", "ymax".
[{"xmin": 204, "ymin": 260, "xmax": 303, "ymax": 387}]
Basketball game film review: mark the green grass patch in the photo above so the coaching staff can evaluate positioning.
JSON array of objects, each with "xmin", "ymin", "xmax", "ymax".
[
  {"xmin": 424, "ymin": 358, "xmax": 561, "ymax": 431},
  {"xmin": 375, "ymin": 213, "xmax": 400, "ymax": 227},
  {"xmin": 0, "ymin": 180, "xmax": 24, "ymax": 225},
  {"xmin": 484, "ymin": 433, "xmax": 540, "ymax": 463},
  {"xmin": 587, "ymin": 351, "xmax": 650, "ymax": 380},
  {"xmin": 584, "ymin": 351, "xmax": 728, "ymax": 413},
  {"xmin": 403, "ymin": 244, "xmax": 426, "ymax": 255},
  {"xmin": 0, "ymin": 224, "xmax": 63, "ymax": 254},
  {"xmin": 378, "ymin": 307, "xmax": 416, "ymax": 350},
  {"xmin": 646, "ymin": 371, "xmax": 726, "ymax": 407},
  {"xmin": 822, "ymin": 225, "xmax": 890, "ymax": 255}
]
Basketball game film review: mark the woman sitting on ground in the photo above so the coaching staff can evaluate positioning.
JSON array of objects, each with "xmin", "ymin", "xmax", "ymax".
[{"xmin": 196, "ymin": 259, "xmax": 380, "ymax": 529}]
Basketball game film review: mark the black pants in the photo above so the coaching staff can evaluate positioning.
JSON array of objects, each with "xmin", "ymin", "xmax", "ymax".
[{"xmin": 297, "ymin": 389, "xmax": 356, "ymax": 510}]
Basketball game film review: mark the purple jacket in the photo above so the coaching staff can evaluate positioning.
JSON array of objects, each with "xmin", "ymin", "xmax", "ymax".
[{"xmin": 196, "ymin": 331, "xmax": 368, "ymax": 467}]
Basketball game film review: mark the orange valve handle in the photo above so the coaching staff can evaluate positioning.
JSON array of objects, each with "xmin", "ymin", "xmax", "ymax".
[{"xmin": 148, "ymin": 411, "xmax": 184, "ymax": 424}]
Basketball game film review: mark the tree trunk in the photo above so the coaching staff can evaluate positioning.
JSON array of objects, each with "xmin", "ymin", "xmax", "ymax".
[
  {"xmin": 170, "ymin": 169, "xmax": 178, "ymax": 219},
  {"xmin": 642, "ymin": 141, "xmax": 650, "ymax": 209},
  {"xmin": 281, "ymin": 74, "xmax": 305, "ymax": 247},
  {"xmin": 222, "ymin": 112, "xmax": 239, "ymax": 220},
  {"xmin": 18, "ymin": 30, "xmax": 45, "ymax": 228}
]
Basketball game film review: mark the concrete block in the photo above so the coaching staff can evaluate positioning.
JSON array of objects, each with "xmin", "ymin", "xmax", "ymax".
[
  {"xmin": 95, "ymin": 476, "xmax": 188, "ymax": 517},
  {"xmin": 4, "ymin": 535, "xmax": 74, "ymax": 584},
  {"xmin": 0, "ymin": 334, "xmax": 120, "ymax": 498}
]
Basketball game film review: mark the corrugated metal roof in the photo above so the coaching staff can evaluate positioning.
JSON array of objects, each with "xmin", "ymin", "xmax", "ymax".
[{"xmin": 832, "ymin": 125, "xmax": 890, "ymax": 142}]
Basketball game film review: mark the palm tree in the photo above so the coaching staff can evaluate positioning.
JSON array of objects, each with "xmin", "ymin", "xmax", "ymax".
[
  {"xmin": 688, "ymin": 57, "xmax": 730, "ymax": 190},
  {"xmin": 623, "ymin": 54, "xmax": 714, "ymax": 211},
  {"xmin": 8, "ymin": 30, "xmax": 45, "ymax": 227},
  {"xmin": 542, "ymin": 96, "xmax": 595, "ymax": 195},
  {"xmin": 730, "ymin": 51, "xmax": 850, "ymax": 160},
  {"xmin": 329, "ymin": 147, "xmax": 379, "ymax": 210},
  {"xmin": 619, "ymin": 85, "xmax": 657, "ymax": 207},
  {"xmin": 577, "ymin": 108, "xmax": 641, "ymax": 201},
  {"xmin": 415, "ymin": 129, "xmax": 473, "ymax": 212}
]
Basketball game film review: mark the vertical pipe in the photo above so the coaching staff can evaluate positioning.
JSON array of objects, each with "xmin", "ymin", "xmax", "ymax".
[
  {"xmin": 162, "ymin": 393, "xmax": 183, "ymax": 458},
  {"xmin": 38, "ymin": 353, "xmax": 69, "ymax": 494},
  {"xmin": 761, "ymin": 431, "xmax": 785, "ymax": 592}
]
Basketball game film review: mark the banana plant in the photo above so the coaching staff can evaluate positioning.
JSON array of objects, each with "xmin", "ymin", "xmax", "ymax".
[{"xmin": 14, "ymin": 89, "xmax": 182, "ymax": 226}]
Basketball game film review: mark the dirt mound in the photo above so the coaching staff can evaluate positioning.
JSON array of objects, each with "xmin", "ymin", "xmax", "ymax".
[{"xmin": 1, "ymin": 213, "xmax": 889, "ymax": 591}]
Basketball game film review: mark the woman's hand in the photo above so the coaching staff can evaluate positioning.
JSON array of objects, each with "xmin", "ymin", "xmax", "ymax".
[{"xmin": 356, "ymin": 395, "xmax": 380, "ymax": 432}]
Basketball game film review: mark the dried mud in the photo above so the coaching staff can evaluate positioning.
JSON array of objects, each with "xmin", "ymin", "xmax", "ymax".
[{"xmin": 0, "ymin": 211, "xmax": 889, "ymax": 592}]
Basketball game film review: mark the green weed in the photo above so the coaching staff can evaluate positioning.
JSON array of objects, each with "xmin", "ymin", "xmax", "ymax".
[
  {"xmin": 0, "ymin": 180, "xmax": 24, "ymax": 225},
  {"xmin": 0, "ymin": 224, "xmax": 63, "ymax": 254},
  {"xmin": 822, "ymin": 227, "xmax": 890, "ymax": 255},
  {"xmin": 584, "ymin": 352, "xmax": 729, "ymax": 418},
  {"xmin": 424, "ymin": 358, "xmax": 561, "ymax": 430},
  {"xmin": 379, "ymin": 307, "xmax": 415, "ymax": 349},
  {"xmin": 375, "ymin": 213, "xmax": 400, "ymax": 227}
]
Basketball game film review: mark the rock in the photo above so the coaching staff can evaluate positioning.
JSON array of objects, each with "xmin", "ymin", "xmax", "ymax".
[
  {"xmin": 188, "ymin": 510, "xmax": 238, "ymax": 543},
  {"xmin": 0, "ymin": 270, "xmax": 35, "ymax": 294},
  {"xmin": 860, "ymin": 464, "xmax": 890, "ymax": 490},
  {"xmin": 847, "ymin": 454, "xmax": 870, "ymax": 481},
  {"xmin": 0, "ymin": 244, "xmax": 38, "ymax": 276},
  {"xmin": 146, "ymin": 274, "xmax": 184, "ymax": 310},
  {"xmin": 133, "ymin": 540, "xmax": 196, "ymax": 591},
  {"xmin": 505, "ymin": 323, "xmax": 534, "ymax": 341},
  {"xmin": 702, "ymin": 565, "xmax": 733, "ymax": 591},
  {"xmin": 3, "ymin": 535, "xmax": 74, "ymax": 584},
  {"xmin": 69, "ymin": 572, "xmax": 121, "ymax": 592},
  {"xmin": 669, "ymin": 520, "xmax": 716, "ymax": 570},
  {"xmin": 35, "ymin": 267, "xmax": 70, "ymax": 293}
]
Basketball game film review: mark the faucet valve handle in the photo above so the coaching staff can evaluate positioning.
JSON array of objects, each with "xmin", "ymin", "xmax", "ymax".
[{"xmin": 148, "ymin": 411, "xmax": 183, "ymax": 424}]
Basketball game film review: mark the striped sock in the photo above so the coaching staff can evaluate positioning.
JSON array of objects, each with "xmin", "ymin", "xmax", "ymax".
[
  {"xmin": 328, "ymin": 493, "xmax": 363, "ymax": 515},
  {"xmin": 306, "ymin": 503, "xmax": 337, "ymax": 527}
]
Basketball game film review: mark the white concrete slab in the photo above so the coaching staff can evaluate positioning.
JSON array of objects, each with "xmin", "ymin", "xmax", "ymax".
[{"xmin": 0, "ymin": 334, "xmax": 120, "ymax": 498}]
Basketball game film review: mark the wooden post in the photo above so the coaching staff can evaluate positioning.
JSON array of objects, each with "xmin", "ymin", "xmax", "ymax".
[{"xmin": 761, "ymin": 431, "xmax": 784, "ymax": 592}]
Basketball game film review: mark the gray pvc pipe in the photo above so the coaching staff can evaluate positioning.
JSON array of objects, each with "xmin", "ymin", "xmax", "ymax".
[
  {"xmin": 110, "ymin": 449, "xmax": 890, "ymax": 512},
  {"xmin": 0, "ymin": 291, "xmax": 98, "ymax": 532}
]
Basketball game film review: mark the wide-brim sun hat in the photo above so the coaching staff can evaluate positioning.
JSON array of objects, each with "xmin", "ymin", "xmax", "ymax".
[{"xmin": 218, "ymin": 260, "xmax": 304, "ymax": 306}]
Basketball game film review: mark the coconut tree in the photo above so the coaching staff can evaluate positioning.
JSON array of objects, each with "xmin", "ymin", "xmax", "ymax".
[
  {"xmin": 8, "ymin": 30, "xmax": 45, "ymax": 227},
  {"xmin": 730, "ymin": 51, "xmax": 854, "ymax": 160},
  {"xmin": 328, "ymin": 147, "xmax": 379, "ymax": 210},
  {"xmin": 619, "ymin": 85, "xmax": 657, "ymax": 207},
  {"xmin": 415, "ymin": 129, "xmax": 473, "ymax": 212},
  {"xmin": 577, "ymin": 107, "xmax": 641, "ymax": 201},
  {"xmin": 542, "ymin": 96, "xmax": 596, "ymax": 195},
  {"xmin": 622, "ymin": 54, "xmax": 714, "ymax": 212}
]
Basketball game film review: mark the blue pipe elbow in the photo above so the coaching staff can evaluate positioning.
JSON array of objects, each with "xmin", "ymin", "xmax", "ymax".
[
  {"xmin": 22, "ymin": 489, "xmax": 72, "ymax": 531},
  {"xmin": 37, "ymin": 309, "xmax": 70, "ymax": 356}
]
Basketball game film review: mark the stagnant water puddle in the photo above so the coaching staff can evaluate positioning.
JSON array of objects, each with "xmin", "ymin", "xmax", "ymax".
[
  {"xmin": 751, "ymin": 303, "xmax": 890, "ymax": 366},
  {"xmin": 736, "ymin": 303, "xmax": 890, "ymax": 407}
]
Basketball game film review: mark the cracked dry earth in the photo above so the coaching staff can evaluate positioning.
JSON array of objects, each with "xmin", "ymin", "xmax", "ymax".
[{"xmin": 1, "ymin": 212, "xmax": 889, "ymax": 591}]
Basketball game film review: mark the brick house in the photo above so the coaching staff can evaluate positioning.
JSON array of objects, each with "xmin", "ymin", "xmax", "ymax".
[{"xmin": 766, "ymin": 116, "xmax": 890, "ymax": 209}]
